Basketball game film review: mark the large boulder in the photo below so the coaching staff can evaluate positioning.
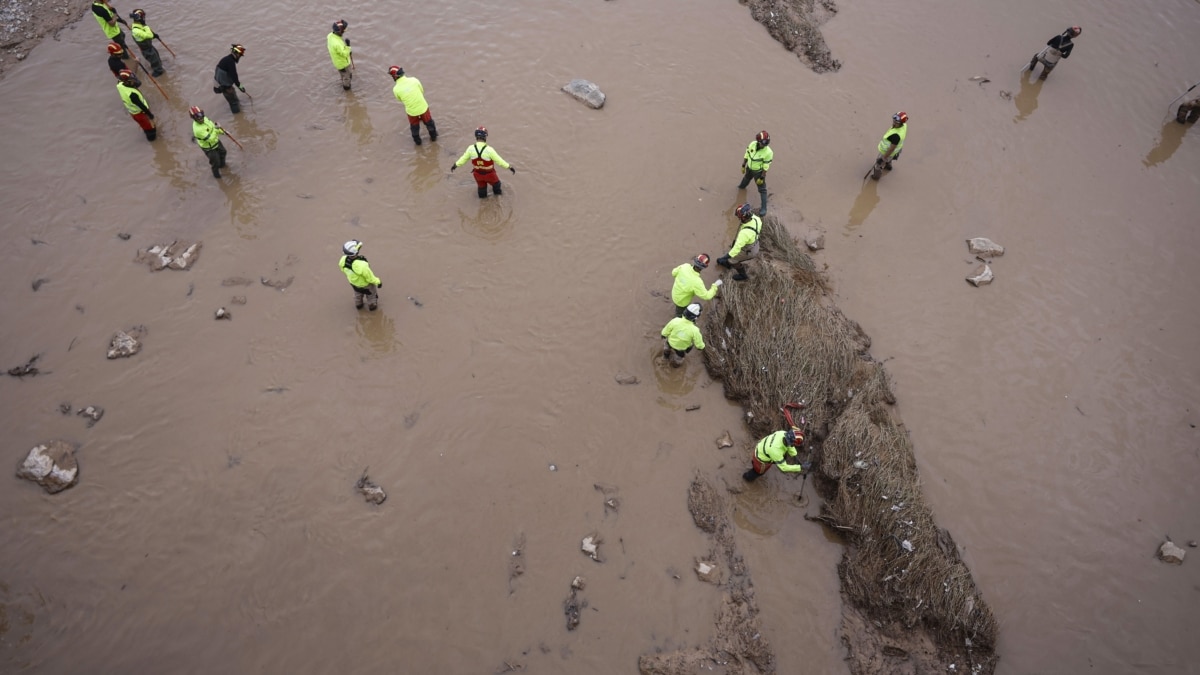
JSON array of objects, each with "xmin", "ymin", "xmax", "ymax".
[
  {"xmin": 562, "ymin": 79, "xmax": 606, "ymax": 109},
  {"xmin": 16, "ymin": 440, "xmax": 79, "ymax": 493}
]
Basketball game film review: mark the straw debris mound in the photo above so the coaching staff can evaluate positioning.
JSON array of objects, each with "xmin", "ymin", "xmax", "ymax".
[{"xmin": 701, "ymin": 215, "xmax": 999, "ymax": 674}]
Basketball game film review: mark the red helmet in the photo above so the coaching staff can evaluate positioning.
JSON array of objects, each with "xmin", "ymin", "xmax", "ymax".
[
  {"xmin": 230, "ymin": 44, "xmax": 246, "ymax": 56},
  {"xmin": 107, "ymin": 42, "xmax": 123, "ymax": 55},
  {"xmin": 892, "ymin": 111, "xmax": 908, "ymax": 124},
  {"xmin": 735, "ymin": 203, "xmax": 754, "ymax": 222},
  {"xmin": 188, "ymin": 106, "xmax": 205, "ymax": 120},
  {"xmin": 692, "ymin": 253, "xmax": 710, "ymax": 269},
  {"xmin": 474, "ymin": 126, "xmax": 488, "ymax": 140},
  {"xmin": 1069, "ymin": 26, "xmax": 1081, "ymax": 36},
  {"xmin": 388, "ymin": 65, "xmax": 404, "ymax": 78},
  {"xmin": 784, "ymin": 429, "xmax": 803, "ymax": 447},
  {"xmin": 129, "ymin": 8, "xmax": 146, "ymax": 22},
  {"xmin": 755, "ymin": 130, "xmax": 770, "ymax": 145},
  {"xmin": 332, "ymin": 20, "xmax": 348, "ymax": 34}
]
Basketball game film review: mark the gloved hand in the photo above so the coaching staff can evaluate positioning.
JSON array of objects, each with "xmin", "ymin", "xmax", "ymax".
[
  {"xmin": 344, "ymin": 38, "xmax": 350, "ymax": 46},
  {"xmin": 714, "ymin": 279, "xmax": 724, "ymax": 287},
  {"xmin": 509, "ymin": 167, "xmax": 516, "ymax": 175},
  {"xmin": 716, "ymin": 256, "xmax": 731, "ymax": 269},
  {"xmin": 147, "ymin": 111, "xmax": 155, "ymax": 119},
  {"xmin": 800, "ymin": 460, "xmax": 813, "ymax": 473},
  {"xmin": 450, "ymin": 165, "xmax": 457, "ymax": 172},
  {"xmin": 237, "ymin": 85, "xmax": 246, "ymax": 93},
  {"xmin": 755, "ymin": 177, "xmax": 764, "ymax": 186},
  {"xmin": 875, "ymin": 156, "xmax": 884, "ymax": 166},
  {"xmin": 741, "ymin": 164, "xmax": 747, "ymax": 175},
  {"xmin": 376, "ymin": 281, "xmax": 382, "ymax": 289}
]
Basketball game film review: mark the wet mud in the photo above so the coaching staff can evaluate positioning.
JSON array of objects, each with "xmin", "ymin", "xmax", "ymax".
[{"xmin": 742, "ymin": 0, "xmax": 841, "ymax": 73}]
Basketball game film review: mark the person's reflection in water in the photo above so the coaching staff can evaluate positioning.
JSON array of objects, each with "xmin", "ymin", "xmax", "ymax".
[
  {"xmin": 355, "ymin": 310, "xmax": 400, "ymax": 355},
  {"xmin": 846, "ymin": 179, "xmax": 880, "ymax": 230},
  {"xmin": 1012, "ymin": 74, "xmax": 1044, "ymax": 123},
  {"xmin": 149, "ymin": 133, "xmax": 190, "ymax": 190},
  {"xmin": 218, "ymin": 176, "xmax": 264, "ymax": 239},
  {"xmin": 1142, "ymin": 120, "xmax": 1190, "ymax": 168},
  {"xmin": 408, "ymin": 144, "xmax": 442, "ymax": 194},
  {"xmin": 345, "ymin": 97, "xmax": 374, "ymax": 149},
  {"xmin": 651, "ymin": 345, "xmax": 701, "ymax": 399}
]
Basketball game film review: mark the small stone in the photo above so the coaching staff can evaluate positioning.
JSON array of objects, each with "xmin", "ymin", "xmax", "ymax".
[
  {"xmin": 1158, "ymin": 540, "xmax": 1186, "ymax": 564},
  {"xmin": 58, "ymin": 403, "xmax": 72, "ymax": 415},
  {"xmin": 695, "ymin": 559, "xmax": 720, "ymax": 583},
  {"xmin": 214, "ymin": 307, "xmax": 231, "ymax": 320},
  {"xmin": 117, "ymin": 233, "xmax": 131, "ymax": 240},
  {"xmin": 716, "ymin": 431, "xmax": 734, "ymax": 449},
  {"xmin": 76, "ymin": 405, "xmax": 104, "ymax": 428},
  {"xmin": 614, "ymin": 374, "xmax": 639, "ymax": 385},
  {"xmin": 805, "ymin": 231, "xmax": 825, "ymax": 251},
  {"xmin": 571, "ymin": 576, "xmax": 586, "ymax": 591},
  {"xmin": 1189, "ymin": 541, "xmax": 1198, "ymax": 548},
  {"xmin": 966, "ymin": 263, "xmax": 993, "ymax": 287},
  {"xmin": 355, "ymin": 470, "xmax": 386, "ymax": 505},
  {"xmin": 260, "ymin": 276, "xmax": 294, "ymax": 291},
  {"xmin": 581, "ymin": 533, "xmax": 603, "ymax": 562},
  {"xmin": 16, "ymin": 440, "xmax": 79, "ymax": 494},
  {"xmin": 548, "ymin": 463, "xmax": 557, "ymax": 472},
  {"xmin": 966, "ymin": 237, "xmax": 1005, "ymax": 257},
  {"xmin": 685, "ymin": 404, "xmax": 701, "ymax": 411},
  {"xmin": 107, "ymin": 326, "xmax": 145, "ymax": 359}
]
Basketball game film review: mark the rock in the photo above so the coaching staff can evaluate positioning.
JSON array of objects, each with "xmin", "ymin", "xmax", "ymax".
[
  {"xmin": 1159, "ymin": 540, "xmax": 1186, "ymax": 565},
  {"xmin": 134, "ymin": 241, "xmax": 202, "ymax": 271},
  {"xmin": 614, "ymin": 373, "xmax": 639, "ymax": 385},
  {"xmin": 966, "ymin": 237, "xmax": 1005, "ymax": 257},
  {"xmin": 685, "ymin": 404, "xmax": 702, "ymax": 411},
  {"xmin": 16, "ymin": 440, "xmax": 79, "ymax": 494},
  {"xmin": 562, "ymin": 79, "xmax": 606, "ymax": 109},
  {"xmin": 572, "ymin": 576, "xmax": 586, "ymax": 591},
  {"xmin": 1189, "ymin": 541, "xmax": 1198, "ymax": 548},
  {"xmin": 581, "ymin": 532, "xmax": 604, "ymax": 562},
  {"xmin": 107, "ymin": 326, "xmax": 146, "ymax": 359},
  {"xmin": 695, "ymin": 559, "xmax": 720, "ymax": 584},
  {"xmin": 966, "ymin": 264, "xmax": 994, "ymax": 287},
  {"xmin": 58, "ymin": 403, "xmax": 72, "ymax": 415},
  {"xmin": 230, "ymin": 296, "xmax": 247, "ymax": 305},
  {"xmin": 76, "ymin": 405, "xmax": 104, "ymax": 428},
  {"xmin": 805, "ymin": 231, "xmax": 825, "ymax": 251},
  {"xmin": 214, "ymin": 307, "xmax": 231, "ymax": 320},
  {"xmin": 260, "ymin": 276, "xmax": 294, "ymax": 291},
  {"xmin": 117, "ymin": 232, "xmax": 132, "ymax": 240},
  {"xmin": 564, "ymin": 587, "xmax": 584, "ymax": 631},
  {"xmin": 31, "ymin": 277, "xmax": 49, "ymax": 291},
  {"xmin": 222, "ymin": 277, "xmax": 254, "ymax": 286},
  {"xmin": 716, "ymin": 431, "xmax": 734, "ymax": 449},
  {"xmin": 355, "ymin": 469, "xmax": 386, "ymax": 505}
]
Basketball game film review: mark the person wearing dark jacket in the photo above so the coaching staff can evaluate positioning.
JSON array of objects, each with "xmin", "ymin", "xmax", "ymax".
[
  {"xmin": 1029, "ymin": 26, "xmax": 1081, "ymax": 81},
  {"xmin": 214, "ymin": 44, "xmax": 247, "ymax": 113},
  {"xmin": 106, "ymin": 41, "xmax": 129, "ymax": 78}
]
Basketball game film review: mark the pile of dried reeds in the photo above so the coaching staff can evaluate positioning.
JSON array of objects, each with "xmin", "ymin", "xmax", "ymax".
[{"xmin": 702, "ymin": 215, "xmax": 998, "ymax": 666}]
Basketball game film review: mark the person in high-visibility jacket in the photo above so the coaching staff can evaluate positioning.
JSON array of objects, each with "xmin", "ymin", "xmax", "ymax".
[
  {"xmin": 106, "ymin": 41, "xmax": 129, "ymax": 79},
  {"xmin": 873, "ymin": 111, "xmax": 908, "ymax": 178},
  {"xmin": 115, "ymin": 69, "xmax": 155, "ymax": 141},
  {"xmin": 670, "ymin": 254, "xmax": 722, "ymax": 317},
  {"xmin": 128, "ymin": 9, "xmax": 164, "ymax": 76},
  {"xmin": 389, "ymin": 66, "xmax": 437, "ymax": 144},
  {"xmin": 190, "ymin": 106, "xmax": 227, "ymax": 178},
  {"xmin": 452, "ymin": 127, "xmax": 516, "ymax": 199},
  {"xmin": 716, "ymin": 203, "xmax": 762, "ymax": 281},
  {"xmin": 737, "ymin": 130, "xmax": 773, "ymax": 216},
  {"xmin": 327, "ymin": 20, "xmax": 353, "ymax": 91},
  {"xmin": 743, "ymin": 429, "xmax": 807, "ymax": 482},
  {"xmin": 661, "ymin": 303, "xmax": 705, "ymax": 368},
  {"xmin": 92, "ymin": 0, "xmax": 128, "ymax": 51},
  {"xmin": 338, "ymin": 240, "xmax": 382, "ymax": 311}
]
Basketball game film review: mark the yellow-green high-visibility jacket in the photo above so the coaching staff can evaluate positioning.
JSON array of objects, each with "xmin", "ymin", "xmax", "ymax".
[
  {"xmin": 744, "ymin": 141, "xmax": 773, "ymax": 172},
  {"xmin": 192, "ymin": 117, "xmax": 224, "ymax": 150},
  {"xmin": 131, "ymin": 23, "xmax": 155, "ymax": 44},
  {"xmin": 392, "ymin": 76, "xmax": 428, "ymax": 116},
  {"xmin": 728, "ymin": 215, "xmax": 762, "ymax": 258},
  {"xmin": 117, "ymin": 82, "xmax": 147, "ymax": 114},
  {"xmin": 877, "ymin": 123, "xmax": 907, "ymax": 155},
  {"xmin": 92, "ymin": 2, "xmax": 120, "ymax": 39},
  {"xmin": 327, "ymin": 32, "xmax": 352, "ymax": 70},
  {"xmin": 339, "ymin": 255, "xmax": 381, "ymax": 289},
  {"xmin": 755, "ymin": 431, "xmax": 803, "ymax": 472},
  {"xmin": 455, "ymin": 142, "xmax": 510, "ymax": 172},
  {"xmin": 671, "ymin": 263, "xmax": 718, "ymax": 308},
  {"xmin": 661, "ymin": 317, "xmax": 705, "ymax": 352}
]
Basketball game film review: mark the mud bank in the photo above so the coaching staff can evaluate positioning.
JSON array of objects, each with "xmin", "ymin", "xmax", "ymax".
[
  {"xmin": 0, "ymin": 0, "xmax": 91, "ymax": 80},
  {"xmin": 741, "ymin": 0, "xmax": 841, "ymax": 73}
]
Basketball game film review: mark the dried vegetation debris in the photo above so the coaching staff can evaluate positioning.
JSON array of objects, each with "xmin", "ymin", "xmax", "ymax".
[{"xmin": 742, "ymin": 0, "xmax": 842, "ymax": 73}]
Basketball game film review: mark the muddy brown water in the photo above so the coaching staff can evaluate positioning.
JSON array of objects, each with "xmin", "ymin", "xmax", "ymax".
[{"xmin": 2, "ymin": 0, "xmax": 1199, "ymax": 673}]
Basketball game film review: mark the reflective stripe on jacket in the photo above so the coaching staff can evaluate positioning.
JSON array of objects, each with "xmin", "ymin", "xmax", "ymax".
[
  {"xmin": 755, "ymin": 431, "xmax": 802, "ymax": 472},
  {"xmin": 131, "ymin": 23, "xmax": 155, "ymax": 43},
  {"xmin": 339, "ymin": 255, "xmax": 380, "ymax": 288},
  {"xmin": 670, "ymin": 264, "xmax": 718, "ymax": 308},
  {"xmin": 877, "ymin": 123, "xmax": 907, "ymax": 154},
  {"xmin": 661, "ymin": 317, "xmax": 705, "ymax": 352},
  {"xmin": 744, "ymin": 142, "xmax": 773, "ymax": 172},
  {"xmin": 117, "ymin": 82, "xmax": 146, "ymax": 114},
  {"xmin": 193, "ymin": 117, "xmax": 224, "ymax": 150},
  {"xmin": 455, "ymin": 142, "xmax": 510, "ymax": 172},
  {"xmin": 392, "ymin": 76, "xmax": 428, "ymax": 116},
  {"xmin": 728, "ymin": 215, "xmax": 762, "ymax": 258}
]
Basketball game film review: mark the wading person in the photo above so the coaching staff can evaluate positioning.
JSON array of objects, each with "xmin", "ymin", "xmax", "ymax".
[
  {"xmin": 115, "ymin": 69, "xmax": 155, "ymax": 141},
  {"xmin": 737, "ymin": 130, "xmax": 773, "ymax": 216},
  {"xmin": 106, "ymin": 41, "xmax": 129, "ymax": 78},
  {"xmin": 872, "ymin": 111, "xmax": 908, "ymax": 179},
  {"xmin": 389, "ymin": 66, "xmax": 437, "ymax": 144},
  {"xmin": 743, "ymin": 429, "xmax": 807, "ymax": 482},
  {"xmin": 92, "ymin": 0, "xmax": 128, "ymax": 51},
  {"xmin": 190, "ymin": 106, "xmax": 227, "ymax": 178},
  {"xmin": 1029, "ymin": 26, "xmax": 1081, "ymax": 81},
  {"xmin": 660, "ymin": 303, "xmax": 705, "ymax": 368},
  {"xmin": 716, "ymin": 203, "xmax": 762, "ymax": 281},
  {"xmin": 339, "ymin": 240, "xmax": 382, "ymax": 311},
  {"xmin": 451, "ymin": 126, "xmax": 515, "ymax": 198},
  {"xmin": 327, "ymin": 20, "xmax": 353, "ymax": 91},
  {"xmin": 670, "ymin": 254, "xmax": 722, "ymax": 317},
  {"xmin": 128, "ymin": 9, "xmax": 164, "ymax": 76},
  {"xmin": 214, "ymin": 44, "xmax": 247, "ymax": 114}
]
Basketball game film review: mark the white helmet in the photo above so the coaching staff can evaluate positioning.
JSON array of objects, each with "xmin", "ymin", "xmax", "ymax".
[
  {"xmin": 685, "ymin": 303, "xmax": 702, "ymax": 320},
  {"xmin": 343, "ymin": 240, "xmax": 363, "ymax": 255}
]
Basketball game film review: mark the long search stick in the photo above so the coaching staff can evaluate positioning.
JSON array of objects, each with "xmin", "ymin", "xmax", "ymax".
[
  {"xmin": 1165, "ymin": 81, "xmax": 1200, "ymax": 117},
  {"xmin": 126, "ymin": 50, "xmax": 169, "ymax": 100},
  {"xmin": 156, "ymin": 36, "xmax": 177, "ymax": 58},
  {"xmin": 219, "ymin": 127, "xmax": 244, "ymax": 151}
]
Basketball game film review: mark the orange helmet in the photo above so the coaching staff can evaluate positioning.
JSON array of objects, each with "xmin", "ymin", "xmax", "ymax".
[
  {"xmin": 388, "ymin": 65, "xmax": 404, "ymax": 78},
  {"xmin": 188, "ymin": 106, "xmax": 205, "ymax": 121},
  {"xmin": 892, "ymin": 111, "xmax": 908, "ymax": 124},
  {"xmin": 230, "ymin": 44, "xmax": 246, "ymax": 56},
  {"xmin": 474, "ymin": 126, "xmax": 488, "ymax": 140},
  {"xmin": 129, "ymin": 8, "xmax": 146, "ymax": 22},
  {"xmin": 692, "ymin": 253, "xmax": 710, "ymax": 269},
  {"xmin": 117, "ymin": 69, "xmax": 135, "ymax": 82},
  {"xmin": 755, "ymin": 130, "xmax": 770, "ymax": 145},
  {"xmin": 107, "ymin": 42, "xmax": 123, "ymax": 55},
  {"xmin": 735, "ymin": 203, "xmax": 754, "ymax": 222}
]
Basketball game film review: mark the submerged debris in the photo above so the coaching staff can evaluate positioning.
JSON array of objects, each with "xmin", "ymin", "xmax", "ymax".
[
  {"xmin": 7, "ymin": 354, "xmax": 42, "ymax": 378},
  {"xmin": 135, "ymin": 241, "xmax": 202, "ymax": 271},
  {"xmin": 76, "ymin": 405, "xmax": 104, "ymax": 428},
  {"xmin": 16, "ymin": 440, "xmax": 79, "ymax": 494},
  {"xmin": 581, "ymin": 532, "xmax": 604, "ymax": 562},
  {"xmin": 107, "ymin": 326, "xmax": 146, "ymax": 359},
  {"xmin": 355, "ymin": 469, "xmax": 386, "ymax": 505}
]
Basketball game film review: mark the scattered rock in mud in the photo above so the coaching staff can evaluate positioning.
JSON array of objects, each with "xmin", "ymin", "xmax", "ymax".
[
  {"xmin": 230, "ymin": 295, "xmax": 247, "ymax": 305},
  {"xmin": 1158, "ymin": 540, "xmax": 1186, "ymax": 565},
  {"xmin": 966, "ymin": 263, "xmax": 994, "ymax": 287},
  {"xmin": 31, "ymin": 277, "xmax": 49, "ymax": 291},
  {"xmin": 716, "ymin": 431, "xmax": 734, "ymax": 449},
  {"xmin": 355, "ymin": 469, "xmax": 386, "ymax": 505},
  {"xmin": 214, "ymin": 307, "xmax": 231, "ymax": 320},
  {"xmin": 7, "ymin": 354, "xmax": 42, "ymax": 378},
  {"xmin": 564, "ymin": 580, "xmax": 586, "ymax": 631},
  {"xmin": 76, "ymin": 405, "xmax": 104, "ymax": 428},
  {"xmin": 261, "ymin": 276, "xmax": 294, "ymax": 291},
  {"xmin": 695, "ymin": 559, "xmax": 721, "ymax": 584},
  {"xmin": 222, "ymin": 277, "xmax": 254, "ymax": 286},
  {"xmin": 58, "ymin": 403, "xmax": 72, "ymax": 415},
  {"xmin": 614, "ymin": 373, "xmax": 639, "ymax": 385},
  {"xmin": 966, "ymin": 237, "xmax": 1005, "ymax": 257},
  {"xmin": 16, "ymin": 440, "xmax": 79, "ymax": 494},
  {"xmin": 805, "ymin": 229, "xmax": 826, "ymax": 251},
  {"xmin": 581, "ymin": 532, "xmax": 604, "ymax": 562},
  {"xmin": 743, "ymin": 0, "xmax": 842, "ymax": 74},
  {"xmin": 594, "ymin": 483, "xmax": 621, "ymax": 514},
  {"xmin": 117, "ymin": 232, "xmax": 132, "ymax": 240},
  {"xmin": 562, "ymin": 79, "xmax": 606, "ymax": 109},
  {"xmin": 1190, "ymin": 541, "xmax": 1198, "ymax": 548},
  {"xmin": 572, "ymin": 575, "xmax": 586, "ymax": 591},
  {"xmin": 135, "ymin": 241, "xmax": 202, "ymax": 271},
  {"xmin": 685, "ymin": 403, "xmax": 701, "ymax": 411},
  {"xmin": 106, "ymin": 326, "xmax": 146, "ymax": 359},
  {"xmin": 509, "ymin": 532, "xmax": 527, "ymax": 594},
  {"xmin": 407, "ymin": 295, "xmax": 423, "ymax": 308}
]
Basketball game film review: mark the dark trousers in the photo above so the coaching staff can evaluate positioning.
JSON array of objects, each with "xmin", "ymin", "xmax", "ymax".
[
  {"xmin": 738, "ymin": 169, "xmax": 768, "ymax": 213},
  {"xmin": 203, "ymin": 142, "xmax": 227, "ymax": 177},
  {"xmin": 137, "ymin": 41, "xmax": 163, "ymax": 75}
]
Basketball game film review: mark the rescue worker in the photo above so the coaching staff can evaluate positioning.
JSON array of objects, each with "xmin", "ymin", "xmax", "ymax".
[
  {"xmin": 1029, "ymin": 26, "xmax": 1081, "ymax": 81},
  {"xmin": 670, "ymin": 254, "xmax": 723, "ymax": 317},
  {"xmin": 873, "ymin": 111, "xmax": 908, "ymax": 179},
  {"xmin": 214, "ymin": 44, "xmax": 247, "ymax": 114},
  {"xmin": 128, "ymin": 9, "xmax": 164, "ymax": 77},
  {"xmin": 389, "ymin": 66, "xmax": 437, "ymax": 144},
  {"xmin": 660, "ymin": 303, "xmax": 705, "ymax": 368},
  {"xmin": 115, "ymin": 69, "xmax": 155, "ymax": 141},
  {"xmin": 743, "ymin": 429, "xmax": 807, "ymax": 482},
  {"xmin": 339, "ymin": 240, "xmax": 382, "ymax": 311},
  {"xmin": 451, "ymin": 127, "xmax": 515, "ymax": 198},
  {"xmin": 327, "ymin": 20, "xmax": 353, "ymax": 90},
  {"xmin": 737, "ymin": 130, "xmax": 772, "ymax": 217},
  {"xmin": 106, "ymin": 41, "xmax": 129, "ymax": 79},
  {"xmin": 716, "ymin": 204, "xmax": 762, "ymax": 281},
  {"xmin": 92, "ymin": 0, "xmax": 128, "ymax": 51},
  {"xmin": 190, "ymin": 106, "xmax": 227, "ymax": 179}
]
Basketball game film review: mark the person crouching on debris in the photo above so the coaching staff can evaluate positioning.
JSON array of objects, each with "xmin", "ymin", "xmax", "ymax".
[
  {"xmin": 743, "ymin": 429, "xmax": 807, "ymax": 482},
  {"xmin": 339, "ymin": 240, "xmax": 382, "ymax": 311},
  {"xmin": 671, "ymin": 254, "xmax": 722, "ymax": 317},
  {"xmin": 661, "ymin": 303, "xmax": 705, "ymax": 367},
  {"xmin": 1029, "ymin": 26, "xmax": 1080, "ymax": 81}
]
